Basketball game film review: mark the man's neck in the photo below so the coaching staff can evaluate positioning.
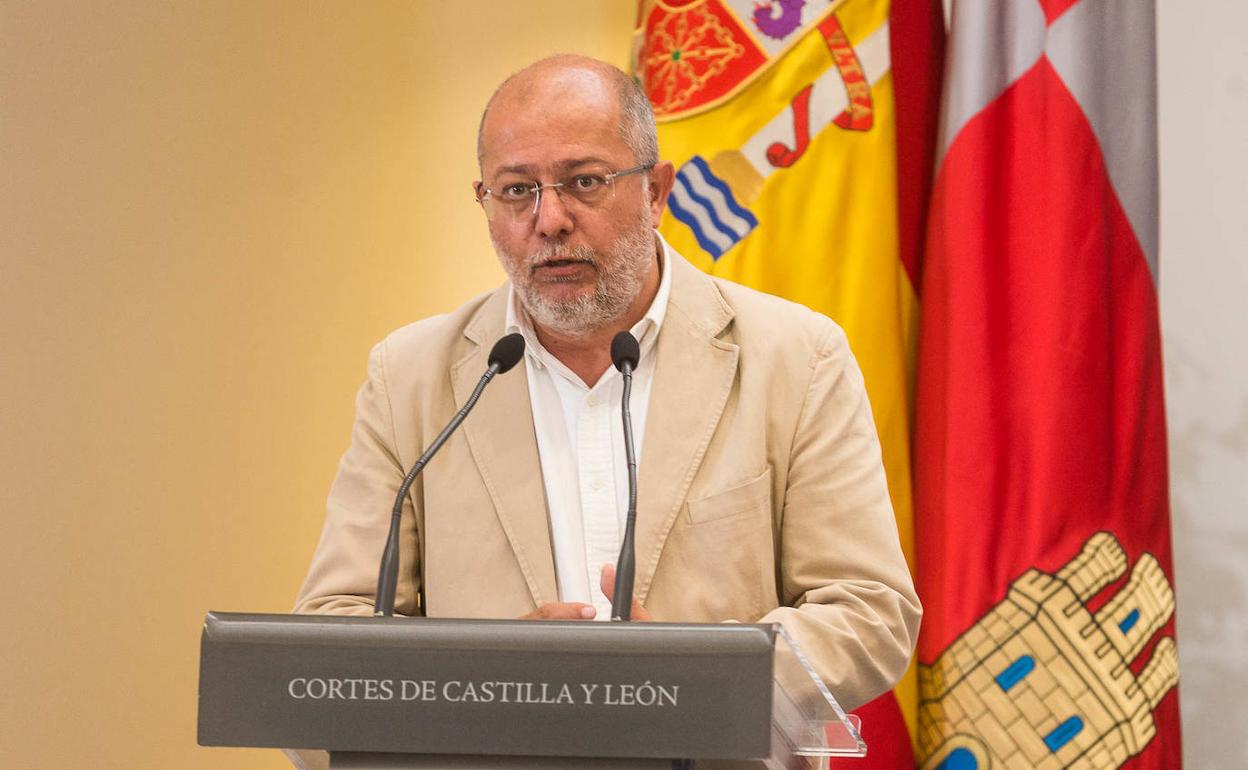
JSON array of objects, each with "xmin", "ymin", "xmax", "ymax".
[
  {"xmin": 534, "ymin": 244, "xmax": 663, "ymax": 388},
  {"xmin": 533, "ymin": 325, "xmax": 621, "ymax": 389}
]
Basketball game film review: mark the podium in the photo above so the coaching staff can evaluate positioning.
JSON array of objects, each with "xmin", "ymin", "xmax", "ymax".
[{"xmin": 198, "ymin": 612, "xmax": 866, "ymax": 768}]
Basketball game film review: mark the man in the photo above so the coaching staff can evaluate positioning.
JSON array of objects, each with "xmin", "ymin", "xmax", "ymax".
[{"xmin": 295, "ymin": 55, "xmax": 919, "ymax": 715}]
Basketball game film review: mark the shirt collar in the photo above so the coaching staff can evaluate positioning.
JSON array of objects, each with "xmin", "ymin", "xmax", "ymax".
[{"xmin": 505, "ymin": 230, "xmax": 673, "ymax": 369}]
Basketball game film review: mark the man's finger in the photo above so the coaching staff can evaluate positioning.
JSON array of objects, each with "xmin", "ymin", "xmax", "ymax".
[
  {"xmin": 521, "ymin": 602, "xmax": 596, "ymax": 620},
  {"xmin": 599, "ymin": 564, "xmax": 653, "ymax": 621},
  {"xmin": 600, "ymin": 563, "xmax": 618, "ymax": 600}
]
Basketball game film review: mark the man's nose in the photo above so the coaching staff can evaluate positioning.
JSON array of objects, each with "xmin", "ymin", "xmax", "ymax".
[{"xmin": 533, "ymin": 186, "xmax": 575, "ymax": 239}]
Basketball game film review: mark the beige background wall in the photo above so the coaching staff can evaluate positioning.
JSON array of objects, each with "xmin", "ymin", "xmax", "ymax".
[
  {"xmin": 1158, "ymin": 2, "xmax": 1248, "ymax": 768},
  {"xmin": 3, "ymin": 2, "xmax": 1245, "ymax": 769},
  {"xmin": 1, "ymin": 3, "xmax": 633, "ymax": 768}
]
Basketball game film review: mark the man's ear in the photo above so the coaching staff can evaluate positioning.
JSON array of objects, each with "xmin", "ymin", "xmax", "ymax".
[{"xmin": 647, "ymin": 160, "xmax": 676, "ymax": 228}]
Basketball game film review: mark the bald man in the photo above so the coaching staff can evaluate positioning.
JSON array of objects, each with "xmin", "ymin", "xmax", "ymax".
[{"xmin": 295, "ymin": 56, "xmax": 919, "ymax": 720}]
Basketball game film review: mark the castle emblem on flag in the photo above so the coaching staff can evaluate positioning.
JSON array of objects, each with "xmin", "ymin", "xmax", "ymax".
[{"xmin": 917, "ymin": 533, "xmax": 1179, "ymax": 769}]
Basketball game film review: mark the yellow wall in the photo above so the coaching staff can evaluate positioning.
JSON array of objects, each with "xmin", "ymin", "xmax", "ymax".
[{"xmin": 0, "ymin": 3, "xmax": 635, "ymax": 767}]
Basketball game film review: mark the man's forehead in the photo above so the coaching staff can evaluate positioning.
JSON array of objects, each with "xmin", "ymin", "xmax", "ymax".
[
  {"xmin": 494, "ymin": 156, "xmax": 616, "ymax": 175},
  {"xmin": 482, "ymin": 112, "xmax": 625, "ymax": 165}
]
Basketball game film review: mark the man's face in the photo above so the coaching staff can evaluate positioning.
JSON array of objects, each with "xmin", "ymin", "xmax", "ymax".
[{"xmin": 477, "ymin": 69, "xmax": 660, "ymax": 337}]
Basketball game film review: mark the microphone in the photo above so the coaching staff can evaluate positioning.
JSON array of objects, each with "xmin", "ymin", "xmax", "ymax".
[
  {"xmin": 374, "ymin": 332, "xmax": 526, "ymax": 616},
  {"xmin": 609, "ymin": 331, "xmax": 641, "ymax": 621}
]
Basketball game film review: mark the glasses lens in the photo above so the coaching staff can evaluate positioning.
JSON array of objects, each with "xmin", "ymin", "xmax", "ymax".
[
  {"xmin": 481, "ymin": 166, "xmax": 645, "ymax": 222},
  {"xmin": 479, "ymin": 182, "xmax": 532, "ymax": 222},
  {"xmin": 561, "ymin": 172, "xmax": 612, "ymax": 206}
]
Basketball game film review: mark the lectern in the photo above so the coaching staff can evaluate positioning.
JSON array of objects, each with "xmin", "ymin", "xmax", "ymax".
[{"xmin": 198, "ymin": 612, "xmax": 865, "ymax": 769}]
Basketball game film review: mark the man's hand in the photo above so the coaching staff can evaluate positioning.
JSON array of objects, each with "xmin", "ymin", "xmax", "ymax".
[
  {"xmin": 599, "ymin": 564, "xmax": 653, "ymax": 621},
  {"xmin": 520, "ymin": 602, "xmax": 597, "ymax": 620},
  {"xmin": 517, "ymin": 566, "xmax": 655, "ymax": 621}
]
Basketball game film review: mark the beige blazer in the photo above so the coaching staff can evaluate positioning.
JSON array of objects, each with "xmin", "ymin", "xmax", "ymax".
[{"xmin": 295, "ymin": 248, "xmax": 920, "ymax": 714}]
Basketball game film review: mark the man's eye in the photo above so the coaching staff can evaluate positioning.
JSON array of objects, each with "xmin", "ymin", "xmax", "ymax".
[
  {"xmin": 499, "ymin": 183, "xmax": 533, "ymax": 200},
  {"xmin": 570, "ymin": 174, "xmax": 606, "ymax": 191}
]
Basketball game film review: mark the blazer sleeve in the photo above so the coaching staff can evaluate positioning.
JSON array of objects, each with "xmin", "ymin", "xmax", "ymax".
[
  {"xmin": 293, "ymin": 339, "xmax": 423, "ymax": 616},
  {"xmin": 758, "ymin": 322, "xmax": 921, "ymax": 712}
]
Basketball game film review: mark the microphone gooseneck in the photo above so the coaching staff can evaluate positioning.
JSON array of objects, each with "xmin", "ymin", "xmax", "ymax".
[
  {"xmin": 374, "ymin": 333, "xmax": 525, "ymax": 617},
  {"xmin": 610, "ymin": 331, "xmax": 641, "ymax": 621}
]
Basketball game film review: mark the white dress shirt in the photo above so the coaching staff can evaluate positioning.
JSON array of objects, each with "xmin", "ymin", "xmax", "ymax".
[{"xmin": 504, "ymin": 235, "xmax": 673, "ymax": 620}]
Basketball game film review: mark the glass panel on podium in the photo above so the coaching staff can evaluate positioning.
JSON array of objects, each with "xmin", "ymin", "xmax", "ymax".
[{"xmin": 765, "ymin": 626, "xmax": 867, "ymax": 767}]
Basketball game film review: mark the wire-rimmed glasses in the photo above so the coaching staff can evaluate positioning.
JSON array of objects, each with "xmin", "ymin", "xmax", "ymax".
[{"xmin": 475, "ymin": 163, "xmax": 653, "ymax": 223}]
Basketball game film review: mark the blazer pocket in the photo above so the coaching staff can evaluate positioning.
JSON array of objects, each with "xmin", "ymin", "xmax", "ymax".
[{"xmin": 686, "ymin": 467, "xmax": 772, "ymax": 525}]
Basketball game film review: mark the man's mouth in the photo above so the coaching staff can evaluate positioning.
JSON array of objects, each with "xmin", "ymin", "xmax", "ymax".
[{"xmin": 531, "ymin": 257, "xmax": 594, "ymax": 277}]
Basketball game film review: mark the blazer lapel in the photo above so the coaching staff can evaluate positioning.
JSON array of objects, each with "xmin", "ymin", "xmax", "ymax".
[
  {"xmin": 454, "ymin": 291, "xmax": 558, "ymax": 608},
  {"xmin": 634, "ymin": 253, "xmax": 738, "ymax": 603}
]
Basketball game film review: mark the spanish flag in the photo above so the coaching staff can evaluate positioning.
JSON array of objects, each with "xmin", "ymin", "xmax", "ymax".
[{"xmin": 635, "ymin": 0, "xmax": 943, "ymax": 762}]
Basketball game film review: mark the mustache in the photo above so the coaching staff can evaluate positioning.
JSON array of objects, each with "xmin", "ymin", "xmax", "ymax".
[{"xmin": 526, "ymin": 242, "xmax": 598, "ymax": 271}]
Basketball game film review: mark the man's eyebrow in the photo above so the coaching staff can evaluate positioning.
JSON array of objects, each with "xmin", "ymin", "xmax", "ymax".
[
  {"xmin": 494, "ymin": 163, "xmax": 537, "ymax": 177},
  {"xmin": 557, "ymin": 157, "xmax": 611, "ymax": 171},
  {"xmin": 493, "ymin": 157, "xmax": 612, "ymax": 177}
]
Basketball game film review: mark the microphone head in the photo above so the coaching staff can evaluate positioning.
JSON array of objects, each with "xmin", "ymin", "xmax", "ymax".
[
  {"xmin": 610, "ymin": 331, "xmax": 640, "ymax": 372},
  {"xmin": 488, "ymin": 333, "xmax": 526, "ymax": 374}
]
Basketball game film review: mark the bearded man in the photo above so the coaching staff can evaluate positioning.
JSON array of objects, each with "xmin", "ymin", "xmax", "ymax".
[{"xmin": 294, "ymin": 55, "xmax": 920, "ymax": 716}]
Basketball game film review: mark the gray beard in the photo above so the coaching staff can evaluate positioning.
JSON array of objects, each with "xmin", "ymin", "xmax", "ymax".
[{"xmin": 497, "ymin": 223, "xmax": 656, "ymax": 337}]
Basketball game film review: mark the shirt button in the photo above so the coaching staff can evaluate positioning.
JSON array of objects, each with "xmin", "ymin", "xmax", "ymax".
[{"xmin": 590, "ymin": 478, "xmax": 604, "ymax": 491}]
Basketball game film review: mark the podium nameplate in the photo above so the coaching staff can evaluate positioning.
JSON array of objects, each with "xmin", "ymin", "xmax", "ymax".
[{"xmin": 199, "ymin": 613, "xmax": 774, "ymax": 761}]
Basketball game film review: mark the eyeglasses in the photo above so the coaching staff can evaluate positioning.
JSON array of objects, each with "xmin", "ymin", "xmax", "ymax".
[{"xmin": 475, "ymin": 164, "xmax": 653, "ymax": 223}]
